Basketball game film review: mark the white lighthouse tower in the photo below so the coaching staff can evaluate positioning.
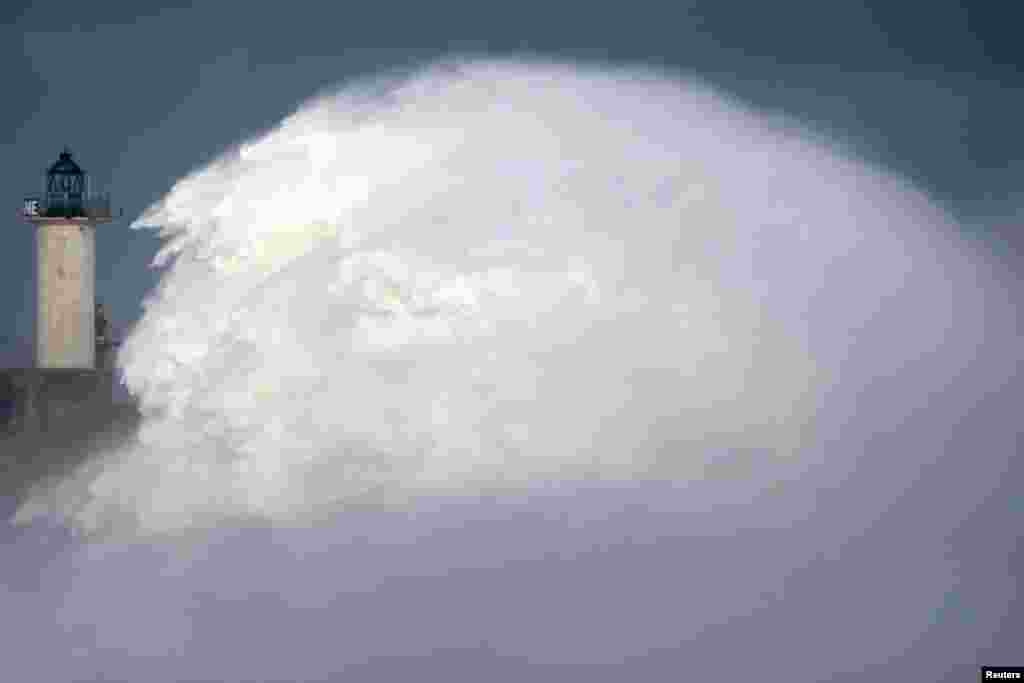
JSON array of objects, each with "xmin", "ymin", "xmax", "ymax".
[
  {"xmin": 21, "ymin": 149, "xmax": 113, "ymax": 369},
  {"xmin": 0, "ymin": 150, "xmax": 127, "ymax": 439}
]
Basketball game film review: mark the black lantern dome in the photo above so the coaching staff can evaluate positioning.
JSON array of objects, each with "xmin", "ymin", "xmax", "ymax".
[{"xmin": 46, "ymin": 148, "xmax": 85, "ymax": 197}]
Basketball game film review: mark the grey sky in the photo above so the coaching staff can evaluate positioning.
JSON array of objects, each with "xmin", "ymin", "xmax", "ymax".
[{"xmin": 1, "ymin": 1, "xmax": 1022, "ymax": 362}]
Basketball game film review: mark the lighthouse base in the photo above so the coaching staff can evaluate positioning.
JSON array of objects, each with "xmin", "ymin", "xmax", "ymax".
[{"xmin": 0, "ymin": 367, "xmax": 139, "ymax": 501}]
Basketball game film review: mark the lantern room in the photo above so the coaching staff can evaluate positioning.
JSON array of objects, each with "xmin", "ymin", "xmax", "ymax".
[
  {"xmin": 22, "ymin": 148, "xmax": 112, "ymax": 221},
  {"xmin": 47, "ymin": 148, "xmax": 86, "ymax": 197}
]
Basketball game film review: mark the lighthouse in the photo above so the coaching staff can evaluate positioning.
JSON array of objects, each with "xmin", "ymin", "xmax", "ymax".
[
  {"xmin": 0, "ymin": 149, "xmax": 133, "ymax": 441},
  {"xmin": 21, "ymin": 149, "xmax": 113, "ymax": 369}
]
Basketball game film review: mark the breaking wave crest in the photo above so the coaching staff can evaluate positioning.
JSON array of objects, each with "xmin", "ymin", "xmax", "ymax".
[{"xmin": 20, "ymin": 58, "xmax": 1012, "ymax": 536}]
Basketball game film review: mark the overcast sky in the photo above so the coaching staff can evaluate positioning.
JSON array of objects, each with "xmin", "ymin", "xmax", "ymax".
[{"xmin": 0, "ymin": 1, "xmax": 1022, "ymax": 361}]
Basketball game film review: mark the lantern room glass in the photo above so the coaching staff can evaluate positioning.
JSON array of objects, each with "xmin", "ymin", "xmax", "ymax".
[{"xmin": 45, "ymin": 149, "xmax": 86, "ymax": 216}]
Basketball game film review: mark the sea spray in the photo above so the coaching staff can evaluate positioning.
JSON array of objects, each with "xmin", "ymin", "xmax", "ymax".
[{"xmin": 16, "ymin": 58, "xmax": 1011, "ymax": 538}]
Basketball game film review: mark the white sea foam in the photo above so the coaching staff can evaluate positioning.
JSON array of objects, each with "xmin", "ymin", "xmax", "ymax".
[{"xmin": 18, "ymin": 58, "xmax": 1014, "ymax": 537}]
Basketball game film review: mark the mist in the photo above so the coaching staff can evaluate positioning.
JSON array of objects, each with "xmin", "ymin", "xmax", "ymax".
[{"xmin": 2, "ymin": 58, "xmax": 1020, "ymax": 681}]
